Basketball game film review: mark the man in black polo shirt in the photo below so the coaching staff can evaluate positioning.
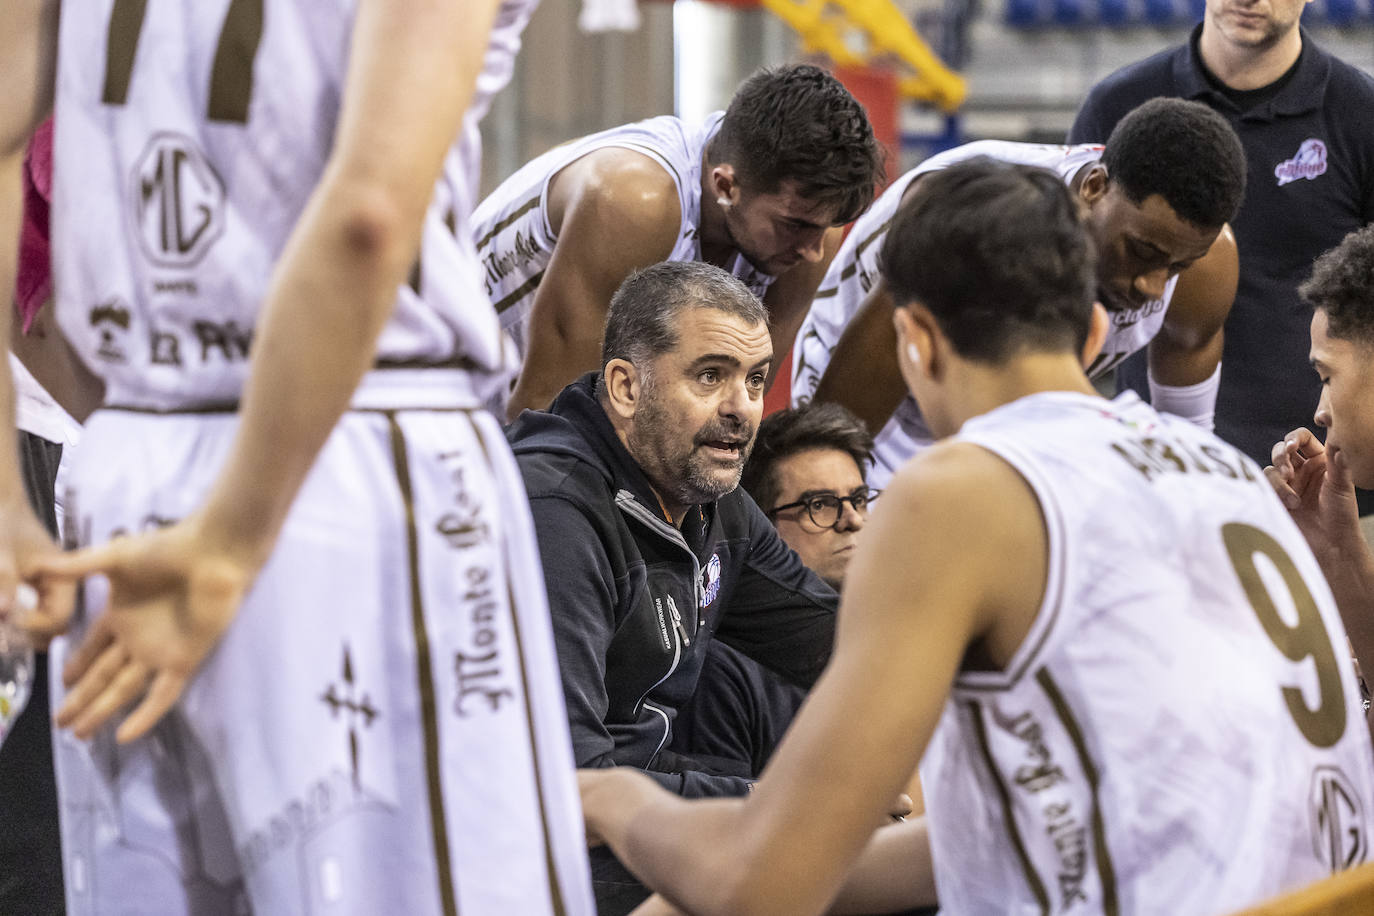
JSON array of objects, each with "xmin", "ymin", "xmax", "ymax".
[{"xmin": 1069, "ymin": 1, "xmax": 1374, "ymax": 501}]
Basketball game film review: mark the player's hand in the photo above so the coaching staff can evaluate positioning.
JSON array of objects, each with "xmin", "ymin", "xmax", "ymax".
[
  {"xmin": 52, "ymin": 613, "xmax": 153, "ymax": 739},
  {"xmin": 1265, "ymin": 428, "xmax": 1363, "ymax": 563},
  {"xmin": 35, "ymin": 515, "xmax": 260, "ymax": 743},
  {"xmin": 0, "ymin": 501, "xmax": 76, "ymax": 646}
]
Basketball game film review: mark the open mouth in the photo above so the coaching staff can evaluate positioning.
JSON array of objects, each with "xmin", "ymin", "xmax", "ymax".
[{"xmin": 700, "ymin": 439, "xmax": 746, "ymax": 460}]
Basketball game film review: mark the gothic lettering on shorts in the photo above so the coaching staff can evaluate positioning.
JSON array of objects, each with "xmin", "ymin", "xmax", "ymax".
[
  {"xmin": 237, "ymin": 771, "xmax": 392, "ymax": 874},
  {"xmin": 150, "ymin": 328, "xmax": 183, "ymax": 367},
  {"xmin": 482, "ymin": 229, "xmax": 543, "ymax": 295},
  {"xmin": 996, "ymin": 707, "xmax": 1088, "ymax": 907},
  {"xmin": 452, "ymin": 564, "xmax": 514, "ymax": 716},
  {"xmin": 90, "ymin": 298, "xmax": 131, "ymax": 364},
  {"xmin": 1044, "ymin": 801, "xmax": 1089, "ymax": 907},
  {"xmin": 193, "ymin": 319, "xmax": 253, "ymax": 362},
  {"xmin": 1310, "ymin": 766, "xmax": 1367, "ymax": 872},
  {"xmin": 1002, "ymin": 710, "xmax": 1067, "ymax": 793},
  {"xmin": 434, "ymin": 449, "xmax": 490, "ymax": 549},
  {"xmin": 857, "ymin": 262, "xmax": 876, "ymax": 295},
  {"xmin": 131, "ymin": 133, "xmax": 226, "ymax": 268},
  {"xmin": 320, "ymin": 644, "xmax": 380, "ymax": 791}
]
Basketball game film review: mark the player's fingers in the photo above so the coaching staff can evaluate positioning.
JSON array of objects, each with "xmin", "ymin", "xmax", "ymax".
[
  {"xmin": 31, "ymin": 542, "xmax": 123, "ymax": 583},
  {"xmin": 20, "ymin": 578, "xmax": 77, "ymax": 644},
  {"xmin": 1328, "ymin": 445, "xmax": 1354, "ymax": 490},
  {"xmin": 66, "ymin": 658, "xmax": 153, "ymax": 740},
  {"xmin": 56, "ymin": 638, "xmax": 128, "ymax": 728},
  {"xmin": 115, "ymin": 670, "xmax": 185, "ymax": 744},
  {"xmin": 1270, "ymin": 439, "xmax": 1300, "ymax": 478},
  {"xmin": 1263, "ymin": 465, "xmax": 1301, "ymax": 510},
  {"xmin": 59, "ymin": 617, "xmax": 117, "ymax": 691},
  {"xmin": 1285, "ymin": 427, "xmax": 1325, "ymax": 460}
]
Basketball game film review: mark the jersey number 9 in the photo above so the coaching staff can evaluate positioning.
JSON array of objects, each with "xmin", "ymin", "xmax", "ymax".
[{"xmin": 1224, "ymin": 522, "xmax": 1347, "ymax": 749}]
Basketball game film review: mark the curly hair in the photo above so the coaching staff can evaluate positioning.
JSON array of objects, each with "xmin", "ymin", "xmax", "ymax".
[
  {"xmin": 881, "ymin": 157, "xmax": 1097, "ymax": 363},
  {"xmin": 1300, "ymin": 225, "xmax": 1374, "ymax": 345},
  {"xmin": 740, "ymin": 402, "xmax": 874, "ymax": 513},
  {"xmin": 707, "ymin": 64, "xmax": 886, "ymax": 224},
  {"xmin": 1102, "ymin": 98, "xmax": 1246, "ymax": 229}
]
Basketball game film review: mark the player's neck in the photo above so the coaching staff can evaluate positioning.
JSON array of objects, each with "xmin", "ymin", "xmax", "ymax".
[
  {"xmin": 1198, "ymin": 22, "xmax": 1303, "ymax": 90},
  {"xmin": 945, "ymin": 353, "xmax": 1100, "ymax": 431}
]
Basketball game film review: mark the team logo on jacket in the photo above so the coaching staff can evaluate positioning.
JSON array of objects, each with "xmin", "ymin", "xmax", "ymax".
[
  {"xmin": 1275, "ymin": 139, "xmax": 1328, "ymax": 186},
  {"xmin": 701, "ymin": 553, "xmax": 722, "ymax": 609}
]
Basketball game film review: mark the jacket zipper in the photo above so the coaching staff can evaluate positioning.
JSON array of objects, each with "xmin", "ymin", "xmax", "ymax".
[{"xmin": 615, "ymin": 490, "xmax": 703, "ymax": 749}]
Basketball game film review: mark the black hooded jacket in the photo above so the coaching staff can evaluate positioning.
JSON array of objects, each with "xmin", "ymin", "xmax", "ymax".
[{"xmin": 508, "ymin": 374, "xmax": 838, "ymax": 797}]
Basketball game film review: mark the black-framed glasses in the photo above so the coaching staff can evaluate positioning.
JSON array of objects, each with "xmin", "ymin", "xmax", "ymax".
[{"xmin": 769, "ymin": 488, "xmax": 881, "ymax": 530}]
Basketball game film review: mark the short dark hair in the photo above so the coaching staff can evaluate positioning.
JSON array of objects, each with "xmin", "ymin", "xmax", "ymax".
[
  {"xmin": 1101, "ymin": 98, "xmax": 1246, "ymax": 229},
  {"xmin": 600, "ymin": 261, "xmax": 769, "ymax": 384},
  {"xmin": 1300, "ymin": 225, "xmax": 1374, "ymax": 346},
  {"xmin": 740, "ymin": 402, "xmax": 874, "ymax": 513},
  {"xmin": 880, "ymin": 157, "xmax": 1096, "ymax": 362},
  {"xmin": 707, "ymin": 63, "xmax": 885, "ymax": 224}
]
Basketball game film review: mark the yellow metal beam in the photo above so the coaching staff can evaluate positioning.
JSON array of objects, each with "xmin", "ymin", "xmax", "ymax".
[{"xmin": 759, "ymin": 0, "xmax": 967, "ymax": 112}]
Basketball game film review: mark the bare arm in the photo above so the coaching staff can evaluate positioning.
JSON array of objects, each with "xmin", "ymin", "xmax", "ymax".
[
  {"xmin": 761, "ymin": 226, "xmax": 843, "ymax": 389},
  {"xmin": 811, "ymin": 279, "xmax": 906, "ymax": 434},
  {"xmin": 1148, "ymin": 225, "xmax": 1237, "ymax": 387},
  {"xmin": 504, "ymin": 150, "xmax": 681, "ymax": 418},
  {"xmin": 40, "ymin": 0, "xmax": 510, "ymax": 739},
  {"xmin": 582, "ymin": 443, "xmax": 1048, "ymax": 916},
  {"xmin": 0, "ymin": 0, "xmax": 68, "ymax": 622}
]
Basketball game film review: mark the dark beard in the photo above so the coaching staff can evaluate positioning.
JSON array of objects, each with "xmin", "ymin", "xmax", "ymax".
[{"xmin": 632, "ymin": 387, "xmax": 756, "ymax": 508}]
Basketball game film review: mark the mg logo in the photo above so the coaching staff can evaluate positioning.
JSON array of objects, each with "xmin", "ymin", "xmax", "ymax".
[
  {"xmin": 130, "ymin": 132, "xmax": 225, "ymax": 267},
  {"xmin": 1310, "ymin": 766, "xmax": 1367, "ymax": 872}
]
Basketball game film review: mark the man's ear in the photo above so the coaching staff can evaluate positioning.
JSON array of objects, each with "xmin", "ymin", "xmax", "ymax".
[
  {"xmin": 710, "ymin": 164, "xmax": 740, "ymax": 208},
  {"xmin": 603, "ymin": 359, "xmax": 641, "ymax": 420},
  {"xmin": 1078, "ymin": 164, "xmax": 1109, "ymax": 207},
  {"xmin": 894, "ymin": 304, "xmax": 940, "ymax": 381},
  {"xmin": 1081, "ymin": 301, "xmax": 1110, "ymax": 369}
]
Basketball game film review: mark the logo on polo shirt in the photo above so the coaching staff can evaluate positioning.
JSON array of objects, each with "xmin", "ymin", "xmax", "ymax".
[{"xmin": 1275, "ymin": 139, "xmax": 1328, "ymax": 186}]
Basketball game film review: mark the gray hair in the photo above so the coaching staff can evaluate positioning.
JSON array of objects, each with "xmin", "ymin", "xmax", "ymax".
[{"xmin": 600, "ymin": 261, "xmax": 769, "ymax": 382}]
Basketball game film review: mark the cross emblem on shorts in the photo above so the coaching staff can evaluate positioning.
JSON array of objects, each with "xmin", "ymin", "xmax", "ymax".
[{"xmin": 321, "ymin": 644, "xmax": 380, "ymax": 791}]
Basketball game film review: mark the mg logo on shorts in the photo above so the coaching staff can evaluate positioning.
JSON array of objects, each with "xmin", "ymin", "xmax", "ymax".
[
  {"xmin": 130, "ymin": 132, "xmax": 226, "ymax": 267},
  {"xmin": 1310, "ymin": 766, "xmax": 1367, "ymax": 872}
]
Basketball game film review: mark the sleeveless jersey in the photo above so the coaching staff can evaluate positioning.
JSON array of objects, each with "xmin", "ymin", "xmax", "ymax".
[
  {"xmin": 470, "ymin": 113, "xmax": 776, "ymax": 356},
  {"xmin": 791, "ymin": 142, "xmax": 1177, "ymax": 488},
  {"xmin": 921, "ymin": 390, "xmax": 1374, "ymax": 914},
  {"xmin": 52, "ymin": 0, "xmax": 537, "ymax": 411}
]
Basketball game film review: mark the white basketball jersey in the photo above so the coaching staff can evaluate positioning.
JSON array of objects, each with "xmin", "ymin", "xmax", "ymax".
[
  {"xmin": 470, "ymin": 113, "xmax": 776, "ymax": 355},
  {"xmin": 52, "ymin": 0, "xmax": 537, "ymax": 411},
  {"xmin": 921, "ymin": 390, "xmax": 1374, "ymax": 915},
  {"xmin": 791, "ymin": 141, "xmax": 1177, "ymax": 488}
]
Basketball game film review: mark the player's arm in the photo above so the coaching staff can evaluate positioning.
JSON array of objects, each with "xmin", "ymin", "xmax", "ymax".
[
  {"xmin": 811, "ymin": 278, "xmax": 906, "ymax": 434},
  {"xmin": 760, "ymin": 226, "xmax": 843, "ymax": 388},
  {"xmin": 504, "ymin": 151, "xmax": 682, "ymax": 419},
  {"xmin": 1147, "ymin": 225, "xmax": 1237, "ymax": 429},
  {"xmin": 41, "ymin": 0, "xmax": 510, "ymax": 741},
  {"xmin": 0, "ymin": 0, "xmax": 69, "ymax": 625},
  {"xmin": 581, "ymin": 442, "xmax": 1047, "ymax": 916}
]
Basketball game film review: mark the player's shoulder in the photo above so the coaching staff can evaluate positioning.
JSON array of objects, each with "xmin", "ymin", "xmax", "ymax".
[
  {"xmin": 892, "ymin": 439, "xmax": 1041, "ymax": 532},
  {"xmin": 555, "ymin": 146, "xmax": 682, "ymax": 231}
]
